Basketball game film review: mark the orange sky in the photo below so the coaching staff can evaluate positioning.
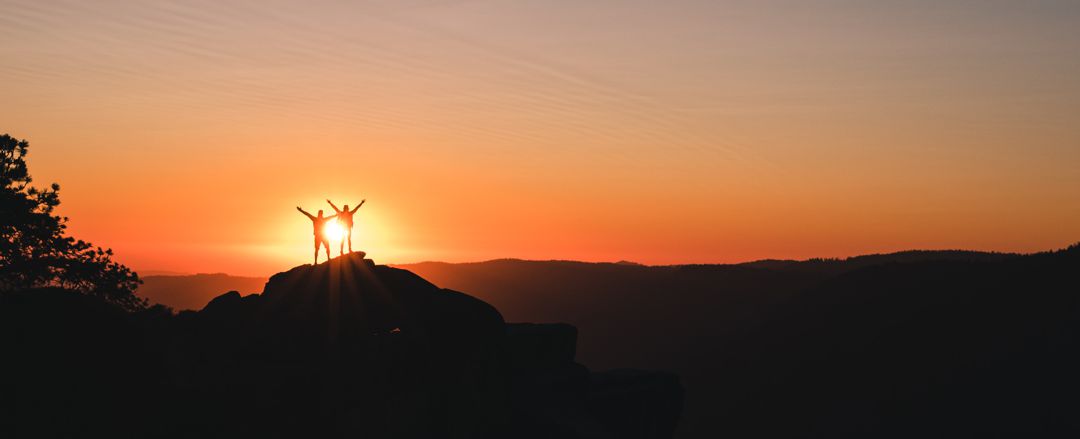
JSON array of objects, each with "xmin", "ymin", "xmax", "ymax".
[{"xmin": 3, "ymin": 1, "xmax": 1079, "ymax": 276}]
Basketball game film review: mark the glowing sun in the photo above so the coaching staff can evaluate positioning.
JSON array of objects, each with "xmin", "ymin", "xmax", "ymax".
[{"xmin": 323, "ymin": 220, "xmax": 345, "ymax": 241}]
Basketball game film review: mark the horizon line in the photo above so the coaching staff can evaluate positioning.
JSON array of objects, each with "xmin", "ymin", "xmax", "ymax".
[{"xmin": 135, "ymin": 241, "xmax": 1079, "ymax": 278}]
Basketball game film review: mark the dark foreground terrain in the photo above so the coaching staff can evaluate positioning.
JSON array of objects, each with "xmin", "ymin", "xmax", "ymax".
[
  {"xmin": 402, "ymin": 245, "xmax": 1080, "ymax": 437},
  {"xmin": 1, "ymin": 253, "xmax": 681, "ymax": 438},
  {"xmin": 5, "ymin": 245, "xmax": 1080, "ymax": 438}
]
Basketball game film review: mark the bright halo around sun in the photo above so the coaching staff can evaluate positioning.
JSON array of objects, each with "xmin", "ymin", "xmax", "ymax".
[{"xmin": 323, "ymin": 219, "xmax": 345, "ymax": 241}]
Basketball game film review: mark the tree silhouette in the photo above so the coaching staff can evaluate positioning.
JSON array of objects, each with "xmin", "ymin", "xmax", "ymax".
[{"xmin": 0, "ymin": 134, "xmax": 144, "ymax": 311}]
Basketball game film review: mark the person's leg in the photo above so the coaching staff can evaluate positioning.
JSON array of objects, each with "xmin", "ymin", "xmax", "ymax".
[
  {"xmin": 347, "ymin": 229, "xmax": 353, "ymax": 253},
  {"xmin": 323, "ymin": 239, "xmax": 332, "ymax": 262},
  {"xmin": 313, "ymin": 237, "xmax": 320, "ymax": 264},
  {"xmin": 339, "ymin": 238, "xmax": 344, "ymax": 256}
]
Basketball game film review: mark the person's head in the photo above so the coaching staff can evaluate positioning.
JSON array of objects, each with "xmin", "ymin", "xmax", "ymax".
[
  {"xmin": 343, "ymin": 205, "xmax": 350, "ymax": 211},
  {"xmin": 317, "ymin": 209, "xmax": 324, "ymax": 217}
]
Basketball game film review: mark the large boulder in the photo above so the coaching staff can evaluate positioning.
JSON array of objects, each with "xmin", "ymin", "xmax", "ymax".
[{"xmin": 183, "ymin": 252, "xmax": 507, "ymax": 438}]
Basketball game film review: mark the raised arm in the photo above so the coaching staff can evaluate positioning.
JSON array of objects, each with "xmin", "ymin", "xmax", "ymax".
[
  {"xmin": 326, "ymin": 199, "xmax": 343, "ymax": 213},
  {"xmin": 351, "ymin": 199, "xmax": 366, "ymax": 213},
  {"xmin": 296, "ymin": 206, "xmax": 315, "ymax": 220}
]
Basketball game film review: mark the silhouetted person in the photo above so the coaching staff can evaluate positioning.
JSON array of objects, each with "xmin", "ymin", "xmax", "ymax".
[
  {"xmin": 297, "ymin": 206, "xmax": 337, "ymax": 264},
  {"xmin": 326, "ymin": 199, "xmax": 364, "ymax": 256}
]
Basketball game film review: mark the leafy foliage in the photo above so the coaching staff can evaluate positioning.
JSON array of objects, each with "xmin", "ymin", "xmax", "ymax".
[{"xmin": 0, "ymin": 134, "xmax": 144, "ymax": 310}]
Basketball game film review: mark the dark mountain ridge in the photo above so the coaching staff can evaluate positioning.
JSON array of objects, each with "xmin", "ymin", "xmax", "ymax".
[
  {"xmin": 404, "ymin": 248, "xmax": 1020, "ymax": 276},
  {"xmin": 735, "ymin": 248, "xmax": 1019, "ymax": 274},
  {"xmin": 135, "ymin": 249, "xmax": 1020, "ymax": 312}
]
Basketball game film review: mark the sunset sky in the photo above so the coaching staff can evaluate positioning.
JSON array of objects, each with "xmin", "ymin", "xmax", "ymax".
[{"xmin": 3, "ymin": 0, "xmax": 1079, "ymax": 276}]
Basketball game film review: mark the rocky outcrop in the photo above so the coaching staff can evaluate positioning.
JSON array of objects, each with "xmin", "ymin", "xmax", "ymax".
[{"xmin": 178, "ymin": 252, "xmax": 509, "ymax": 438}]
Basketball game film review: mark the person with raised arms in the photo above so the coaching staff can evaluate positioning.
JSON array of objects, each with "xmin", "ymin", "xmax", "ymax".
[
  {"xmin": 326, "ymin": 198, "xmax": 365, "ymax": 256},
  {"xmin": 296, "ymin": 206, "xmax": 337, "ymax": 264}
]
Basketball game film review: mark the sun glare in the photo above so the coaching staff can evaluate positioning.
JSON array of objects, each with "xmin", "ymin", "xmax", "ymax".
[{"xmin": 324, "ymin": 220, "xmax": 345, "ymax": 241}]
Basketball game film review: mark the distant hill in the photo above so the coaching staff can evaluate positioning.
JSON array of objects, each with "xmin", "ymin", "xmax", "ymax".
[
  {"xmin": 138, "ymin": 273, "xmax": 267, "ymax": 311},
  {"xmin": 735, "ymin": 249, "xmax": 1018, "ymax": 274},
  {"xmin": 137, "ymin": 251, "xmax": 1013, "ymax": 312}
]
